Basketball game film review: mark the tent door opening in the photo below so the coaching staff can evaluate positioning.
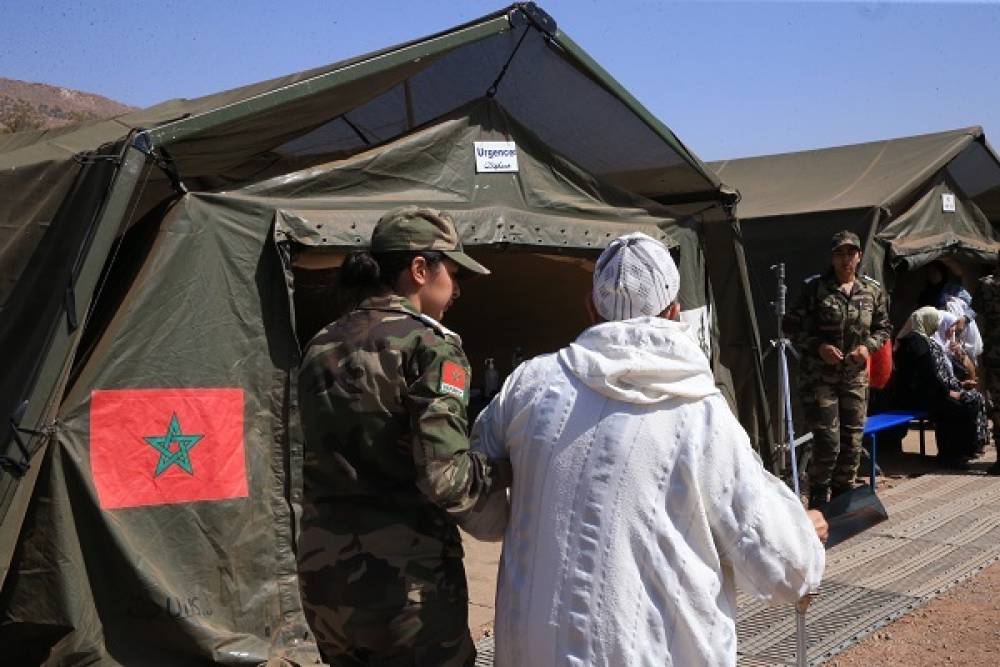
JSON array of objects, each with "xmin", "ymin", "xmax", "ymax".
[{"xmin": 288, "ymin": 246, "xmax": 597, "ymax": 401}]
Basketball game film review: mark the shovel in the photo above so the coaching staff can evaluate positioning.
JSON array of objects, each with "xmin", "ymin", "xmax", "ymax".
[
  {"xmin": 793, "ymin": 486, "xmax": 889, "ymax": 665},
  {"xmin": 819, "ymin": 485, "xmax": 889, "ymax": 550}
]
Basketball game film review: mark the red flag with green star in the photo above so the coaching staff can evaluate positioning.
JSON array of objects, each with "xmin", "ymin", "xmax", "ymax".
[{"xmin": 90, "ymin": 388, "xmax": 248, "ymax": 509}]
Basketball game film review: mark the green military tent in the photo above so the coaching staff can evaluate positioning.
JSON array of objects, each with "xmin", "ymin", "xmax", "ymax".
[
  {"xmin": 0, "ymin": 4, "xmax": 769, "ymax": 664},
  {"xmin": 710, "ymin": 126, "xmax": 1000, "ymax": 445}
]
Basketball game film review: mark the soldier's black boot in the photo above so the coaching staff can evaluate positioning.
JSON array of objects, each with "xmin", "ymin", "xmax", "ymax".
[
  {"xmin": 988, "ymin": 460, "xmax": 1000, "ymax": 476},
  {"xmin": 808, "ymin": 487, "xmax": 828, "ymax": 509}
]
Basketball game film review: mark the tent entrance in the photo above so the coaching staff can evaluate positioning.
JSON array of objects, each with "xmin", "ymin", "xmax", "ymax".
[
  {"xmin": 887, "ymin": 255, "xmax": 993, "ymax": 328},
  {"xmin": 289, "ymin": 246, "xmax": 598, "ymax": 392}
]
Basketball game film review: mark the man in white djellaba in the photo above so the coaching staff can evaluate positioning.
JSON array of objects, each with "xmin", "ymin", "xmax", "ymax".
[{"xmin": 468, "ymin": 232, "xmax": 827, "ymax": 667}]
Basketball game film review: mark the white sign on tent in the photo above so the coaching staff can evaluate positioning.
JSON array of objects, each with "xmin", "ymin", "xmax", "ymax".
[
  {"xmin": 942, "ymin": 193, "xmax": 956, "ymax": 212},
  {"xmin": 475, "ymin": 141, "xmax": 519, "ymax": 173}
]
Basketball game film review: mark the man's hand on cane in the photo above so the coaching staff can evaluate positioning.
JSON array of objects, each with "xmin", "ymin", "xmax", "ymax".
[{"xmin": 806, "ymin": 509, "xmax": 829, "ymax": 544}]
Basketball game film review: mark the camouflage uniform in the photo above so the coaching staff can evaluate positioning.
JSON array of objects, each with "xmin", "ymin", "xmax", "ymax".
[
  {"xmin": 973, "ymin": 272, "xmax": 1000, "ymax": 474},
  {"xmin": 785, "ymin": 249, "xmax": 891, "ymax": 505},
  {"xmin": 296, "ymin": 207, "xmax": 505, "ymax": 666}
]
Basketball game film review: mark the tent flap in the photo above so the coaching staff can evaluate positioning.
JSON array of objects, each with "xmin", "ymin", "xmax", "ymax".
[{"xmin": 878, "ymin": 180, "xmax": 1000, "ymax": 269}]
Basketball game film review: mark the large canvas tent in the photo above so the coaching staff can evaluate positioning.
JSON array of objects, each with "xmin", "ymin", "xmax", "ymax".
[
  {"xmin": 0, "ymin": 4, "xmax": 768, "ymax": 664},
  {"xmin": 710, "ymin": 126, "xmax": 1000, "ymax": 442}
]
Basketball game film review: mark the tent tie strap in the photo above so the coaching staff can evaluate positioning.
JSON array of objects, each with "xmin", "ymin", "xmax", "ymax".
[
  {"xmin": 486, "ymin": 16, "xmax": 532, "ymax": 98},
  {"xmin": 73, "ymin": 152, "xmax": 123, "ymax": 166},
  {"xmin": 1, "ymin": 401, "xmax": 57, "ymax": 477},
  {"xmin": 341, "ymin": 114, "xmax": 372, "ymax": 146},
  {"xmin": 133, "ymin": 131, "xmax": 188, "ymax": 195},
  {"xmin": 1, "ymin": 418, "xmax": 41, "ymax": 478}
]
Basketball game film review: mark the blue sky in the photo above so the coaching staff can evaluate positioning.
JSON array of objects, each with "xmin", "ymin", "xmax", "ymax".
[{"xmin": 1, "ymin": 1, "xmax": 998, "ymax": 160}]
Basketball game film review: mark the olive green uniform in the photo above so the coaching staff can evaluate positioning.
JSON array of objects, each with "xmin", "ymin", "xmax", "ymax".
[
  {"xmin": 297, "ymin": 294, "xmax": 507, "ymax": 666},
  {"xmin": 785, "ymin": 269, "xmax": 891, "ymax": 502}
]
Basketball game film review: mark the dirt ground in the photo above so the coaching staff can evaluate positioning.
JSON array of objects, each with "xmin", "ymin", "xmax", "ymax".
[{"xmin": 827, "ymin": 561, "xmax": 1000, "ymax": 666}]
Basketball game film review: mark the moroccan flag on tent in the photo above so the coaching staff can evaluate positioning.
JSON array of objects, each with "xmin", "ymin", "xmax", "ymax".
[{"xmin": 90, "ymin": 388, "xmax": 248, "ymax": 509}]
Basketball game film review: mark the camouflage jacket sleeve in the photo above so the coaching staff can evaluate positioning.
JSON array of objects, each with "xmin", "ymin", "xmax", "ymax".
[
  {"xmin": 863, "ymin": 282, "xmax": 892, "ymax": 353},
  {"xmin": 405, "ymin": 335, "xmax": 510, "ymax": 518},
  {"xmin": 785, "ymin": 278, "xmax": 822, "ymax": 356}
]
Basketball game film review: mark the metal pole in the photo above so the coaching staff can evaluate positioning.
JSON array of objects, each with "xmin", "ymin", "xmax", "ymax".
[
  {"xmin": 771, "ymin": 263, "xmax": 801, "ymax": 495},
  {"xmin": 773, "ymin": 263, "xmax": 814, "ymax": 666},
  {"xmin": 795, "ymin": 594, "xmax": 816, "ymax": 667}
]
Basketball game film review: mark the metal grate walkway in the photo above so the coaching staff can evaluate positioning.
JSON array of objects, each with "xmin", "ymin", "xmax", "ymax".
[
  {"xmin": 475, "ymin": 474, "xmax": 1000, "ymax": 665},
  {"xmin": 737, "ymin": 474, "xmax": 1000, "ymax": 665}
]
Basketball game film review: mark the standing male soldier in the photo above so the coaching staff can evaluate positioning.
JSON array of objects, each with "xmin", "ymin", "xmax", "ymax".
[
  {"xmin": 973, "ymin": 253, "xmax": 1000, "ymax": 476},
  {"xmin": 785, "ymin": 231, "xmax": 892, "ymax": 508}
]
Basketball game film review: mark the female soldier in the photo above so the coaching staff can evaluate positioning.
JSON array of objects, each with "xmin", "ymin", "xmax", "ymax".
[
  {"xmin": 296, "ymin": 206, "xmax": 510, "ymax": 666},
  {"xmin": 784, "ymin": 230, "xmax": 891, "ymax": 508}
]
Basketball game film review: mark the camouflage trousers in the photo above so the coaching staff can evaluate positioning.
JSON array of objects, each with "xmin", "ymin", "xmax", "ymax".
[
  {"xmin": 298, "ymin": 526, "xmax": 474, "ymax": 666},
  {"xmin": 802, "ymin": 377, "xmax": 868, "ymax": 496}
]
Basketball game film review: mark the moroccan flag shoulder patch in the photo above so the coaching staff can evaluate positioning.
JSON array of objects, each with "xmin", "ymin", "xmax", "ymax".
[
  {"xmin": 439, "ymin": 360, "xmax": 468, "ymax": 399},
  {"xmin": 90, "ymin": 388, "xmax": 248, "ymax": 510}
]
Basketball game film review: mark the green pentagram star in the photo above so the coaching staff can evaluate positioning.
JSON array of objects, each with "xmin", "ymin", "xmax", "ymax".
[{"xmin": 143, "ymin": 413, "xmax": 204, "ymax": 477}]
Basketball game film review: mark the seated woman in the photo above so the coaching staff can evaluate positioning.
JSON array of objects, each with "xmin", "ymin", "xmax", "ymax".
[{"xmin": 893, "ymin": 307, "xmax": 988, "ymax": 467}]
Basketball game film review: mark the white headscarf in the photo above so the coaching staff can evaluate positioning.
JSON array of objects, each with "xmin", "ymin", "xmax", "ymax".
[
  {"xmin": 932, "ymin": 310, "xmax": 959, "ymax": 353},
  {"xmin": 944, "ymin": 296, "xmax": 983, "ymax": 361}
]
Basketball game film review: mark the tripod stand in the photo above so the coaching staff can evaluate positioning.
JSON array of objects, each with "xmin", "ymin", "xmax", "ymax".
[{"xmin": 769, "ymin": 263, "xmax": 809, "ymax": 494}]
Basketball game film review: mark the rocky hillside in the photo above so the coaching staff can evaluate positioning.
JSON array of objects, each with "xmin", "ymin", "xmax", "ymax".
[{"xmin": 0, "ymin": 77, "xmax": 136, "ymax": 135}]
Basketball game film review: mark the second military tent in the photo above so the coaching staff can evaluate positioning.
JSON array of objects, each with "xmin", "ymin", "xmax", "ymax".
[{"xmin": 711, "ymin": 126, "xmax": 1000, "ymax": 443}]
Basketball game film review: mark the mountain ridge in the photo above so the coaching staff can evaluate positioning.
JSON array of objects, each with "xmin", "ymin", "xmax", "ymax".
[{"xmin": 0, "ymin": 77, "xmax": 136, "ymax": 135}]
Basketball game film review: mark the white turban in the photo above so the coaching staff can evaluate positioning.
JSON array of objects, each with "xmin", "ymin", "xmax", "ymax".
[{"xmin": 593, "ymin": 232, "xmax": 679, "ymax": 321}]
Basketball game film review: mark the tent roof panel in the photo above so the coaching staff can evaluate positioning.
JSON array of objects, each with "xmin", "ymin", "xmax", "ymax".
[
  {"xmin": 709, "ymin": 126, "xmax": 1000, "ymax": 219},
  {"xmin": 1, "ymin": 4, "xmax": 719, "ymax": 202},
  {"xmin": 235, "ymin": 98, "xmax": 681, "ymax": 250}
]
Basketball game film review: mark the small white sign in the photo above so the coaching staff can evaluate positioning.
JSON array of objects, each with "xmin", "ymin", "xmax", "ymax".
[
  {"xmin": 942, "ymin": 193, "xmax": 956, "ymax": 212},
  {"xmin": 475, "ymin": 141, "xmax": 519, "ymax": 173}
]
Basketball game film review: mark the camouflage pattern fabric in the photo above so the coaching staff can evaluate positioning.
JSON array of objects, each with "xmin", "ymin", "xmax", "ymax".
[
  {"xmin": 785, "ymin": 269, "xmax": 891, "ymax": 501},
  {"xmin": 296, "ymin": 294, "xmax": 506, "ymax": 665},
  {"xmin": 370, "ymin": 206, "xmax": 489, "ymax": 276},
  {"xmin": 974, "ymin": 273, "xmax": 1000, "ymax": 440},
  {"xmin": 801, "ymin": 380, "xmax": 867, "ymax": 494}
]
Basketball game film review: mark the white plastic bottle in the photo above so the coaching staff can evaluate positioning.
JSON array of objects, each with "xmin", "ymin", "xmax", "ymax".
[{"xmin": 483, "ymin": 358, "xmax": 500, "ymax": 398}]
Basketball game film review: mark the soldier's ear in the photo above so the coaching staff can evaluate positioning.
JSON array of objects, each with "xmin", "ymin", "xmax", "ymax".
[{"xmin": 409, "ymin": 255, "xmax": 430, "ymax": 286}]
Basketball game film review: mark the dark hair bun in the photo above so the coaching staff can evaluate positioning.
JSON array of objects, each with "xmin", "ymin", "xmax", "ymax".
[{"xmin": 339, "ymin": 251, "xmax": 381, "ymax": 289}]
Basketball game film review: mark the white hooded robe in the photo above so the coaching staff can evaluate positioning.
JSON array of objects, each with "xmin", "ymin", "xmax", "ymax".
[{"xmin": 470, "ymin": 317, "xmax": 825, "ymax": 667}]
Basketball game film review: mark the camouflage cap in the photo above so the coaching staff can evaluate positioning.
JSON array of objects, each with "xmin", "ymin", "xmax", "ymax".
[
  {"xmin": 371, "ymin": 206, "xmax": 490, "ymax": 275},
  {"xmin": 831, "ymin": 230, "xmax": 862, "ymax": 250}
]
